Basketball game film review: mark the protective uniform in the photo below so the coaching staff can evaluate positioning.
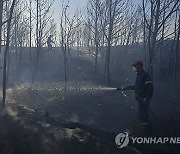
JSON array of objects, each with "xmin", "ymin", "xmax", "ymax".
[
  {"xmin": 135, "ymin": 69, "xmax": 153, "ymax": 136},
  {"xmin": 123, "ymin": 67, "xmax": 153, "ymax": 136}
]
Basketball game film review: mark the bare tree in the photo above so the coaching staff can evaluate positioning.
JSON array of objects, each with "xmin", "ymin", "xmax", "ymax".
[
  {"xmin": 59, "ymin": 2, "xmax": 81, "ymax": 88},
  {"xmin": 10, "ymin": 2, "xmax": 28, "ymax": 76},
  {"xmin": 0, "ymin": 0, "xmax": 3, "ymax": 54},
  {"xmin": 142, "ymin": 0, "xmax": 180, "ymax": 79},
  {"xmin": 101, "ymin": 0, "xmax": 128, "ymax": 86},
  {"xmin": 86, "ymin": 0, "xmax": 102, "ymax": 78},
  {"xmin": 74, "ymin": 8, "xmax": 83, "ymax": 59},
  {"xmin": 171, "ymin": 7, "xmax": 180, "ymax": 89},
  {"xmin": 2, "ymin": 0, "xmax": 16, "ymax": 108},
  {"xmin": 32, "ymin": 0, "xmax": 54, "ymax": 83},
  {"xmin": 29, "ymin": 0, "xmax": 32, "ymax": 64}
]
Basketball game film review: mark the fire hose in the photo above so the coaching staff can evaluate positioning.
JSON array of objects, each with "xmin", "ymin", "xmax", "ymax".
[
  {"xmin": 116, "ymin": 88, "xmax": 165, "ymax": 134},
  {"xmin": 117, "ymin": 87, "xmax": 180, "ymax": 152}
]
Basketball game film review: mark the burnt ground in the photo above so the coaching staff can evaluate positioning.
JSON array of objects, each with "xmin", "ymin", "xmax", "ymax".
[{"xmin": 0, "ymin": 49, "xmax": 180, "ymax": 154}]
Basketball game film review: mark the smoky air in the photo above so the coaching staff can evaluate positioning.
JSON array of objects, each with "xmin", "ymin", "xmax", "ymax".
[{"xmin": 0, "ymin": 0, "xmax": 179, "ymax": 154}]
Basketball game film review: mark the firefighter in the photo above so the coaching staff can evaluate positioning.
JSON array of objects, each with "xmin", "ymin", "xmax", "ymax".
[
  {"xmin": 47, "ymin": 35, "xmax": 54, "ymax": 50},
  {"xmin": 118, "ymin": 60, "xmax": 153, "ymax": 136}
]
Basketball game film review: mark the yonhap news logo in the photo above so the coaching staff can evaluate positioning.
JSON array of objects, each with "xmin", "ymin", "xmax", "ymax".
[
  {"xmin": 115, "ymin": 132, "xmax": 129, "ymax": 149},
  {"xmin": 115, "ymin": 132, "xmax": 180, "ymax": 149}
]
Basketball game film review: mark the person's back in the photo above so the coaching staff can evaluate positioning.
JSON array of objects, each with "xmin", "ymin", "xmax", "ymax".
[
  {"xmin": 47, "ymin": 35, "xmax": 53, "ymax": 50},
  {"xmin": 135, "ymin": 69, "xmax": 153, "ymax": 101}
]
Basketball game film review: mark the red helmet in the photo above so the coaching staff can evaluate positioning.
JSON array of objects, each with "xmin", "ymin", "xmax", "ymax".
[{"xmin": 132, "ymin": 60, "xmax": 143, "ymax": 67}]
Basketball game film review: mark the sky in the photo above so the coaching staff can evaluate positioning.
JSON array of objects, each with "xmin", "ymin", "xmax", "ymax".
[
  {"xmin": 53, "ymin": 0, "xmax": 141, "ymax": 20},
  {"xmin": 54, "ymin": 0, "xmax": 88, "ymax": 19}
]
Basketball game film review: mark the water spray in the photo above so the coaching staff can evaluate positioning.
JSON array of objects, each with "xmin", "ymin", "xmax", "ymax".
[{"xmin": 15, "ymin": 86, "xmax": 121, "ymax": 92}]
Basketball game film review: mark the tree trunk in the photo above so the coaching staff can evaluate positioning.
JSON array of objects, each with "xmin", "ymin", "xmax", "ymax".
[
  {"xmin": 148, "ymin": 0, "xmax": 160, "ymax": 79},
  {"xmin": 29, "ymin": 0, "xmax": 32, "ymax": 66},
  {"xmin": 2, "ymin": 0, "xmax": 16, "ymax": 108},
  {"xmin": 106, "ymin": 40, "xmax": 111, "ymax": 86},
  {"xmin": 171, "ymin": 15, "xmax": 180, "ymax": 89},
  {"xmin": 0, "ymin": 0, "xmax": 3, "ymax": 56},
  {"xmin": 93, "ymin": 1, "xmax": 99, "ymax": 79},
  {"xmin": 106, "ymin": 0, "xmax": 113, "ymax": 86}
]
